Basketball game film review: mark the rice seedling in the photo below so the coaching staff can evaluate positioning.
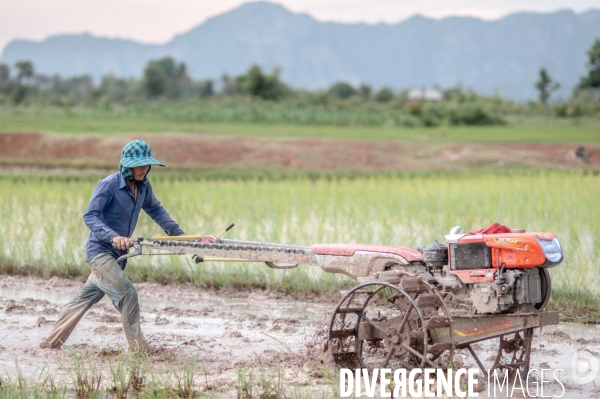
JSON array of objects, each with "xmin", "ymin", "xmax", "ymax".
[
  {"xmin": 106, "ymin": 350, "xmax": 142, "ymax": 399},
  {"xmin": 236, "ymin": 365, "xmax": 255, "ymax": 399},
  {"xmin": 173, "ymin": 353, "xmax": 199, "ymax": 399},
  {"xmin": 258, "ymin": 358, "xmax": 286, "ymax": 399},
  {"xmin": 0, "ymin": 360, "xmax": 68, "ymax": 399},
  {"xmin": 66, "ymin": 347, "xmax": 103, "ymax": 399},
  {"xmin": 0, "ymin": 352, "xmax": 329, "ymax": 399}
]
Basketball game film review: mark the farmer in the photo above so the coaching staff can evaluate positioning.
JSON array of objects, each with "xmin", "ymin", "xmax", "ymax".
[{"xmin": 40, "ymin": 140, "xmax": 185, "ymax": 352}]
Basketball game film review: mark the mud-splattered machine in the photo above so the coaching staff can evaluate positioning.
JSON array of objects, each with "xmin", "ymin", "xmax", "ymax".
[{"xmin": 119, "ymin": 223, "xmax": 562, "ymax": 376}]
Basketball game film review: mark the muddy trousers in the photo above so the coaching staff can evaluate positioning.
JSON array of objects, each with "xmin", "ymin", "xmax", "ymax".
[{"xmin": 39, "ymin": 252, "xmax": 151, "ymax": 352}]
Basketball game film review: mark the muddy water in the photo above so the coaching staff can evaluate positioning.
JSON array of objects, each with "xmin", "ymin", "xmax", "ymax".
[{"xmin": 1, "ymin": 275, "xmax": 600, "ymax": 398}]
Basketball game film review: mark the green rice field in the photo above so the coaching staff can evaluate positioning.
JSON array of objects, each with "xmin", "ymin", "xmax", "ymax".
[
  {"xmin": 1, "ymin": 105, "xmax": 600, "ymax": 143},
  {"xmin": 0, "ymin": 171, "xmax": 597, "ymax": 294}
]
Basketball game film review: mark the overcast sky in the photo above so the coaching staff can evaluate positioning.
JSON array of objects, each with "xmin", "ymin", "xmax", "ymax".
[{"xmin": 1, "ymin": 0, "xmax": 598, "ymax": 53}]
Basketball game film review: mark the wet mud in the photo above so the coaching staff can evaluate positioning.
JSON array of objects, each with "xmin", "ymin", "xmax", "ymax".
[
  {"xmin": 1, "ymin": 275, "xmax": 599, "ymax": 398},
  {"xmin": 0, "ymin": 275, "xmax": 336, "ymax": 396}
]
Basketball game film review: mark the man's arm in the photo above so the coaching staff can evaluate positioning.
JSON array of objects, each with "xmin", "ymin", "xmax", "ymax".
[
  {"xmin": 142, "ymin": 181, "xmax": 185, "ymax": 236},
  {"xmin": 83, "ymin": 179, "xmax": 120, "ymax": 243}
]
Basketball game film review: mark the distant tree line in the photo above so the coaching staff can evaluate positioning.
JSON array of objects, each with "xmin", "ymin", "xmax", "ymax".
[
  {"xmin": 0, "ymin": 38, "xmax": 599, "ymax": 124},
  {"xmin": 0, "ymin": 57, "xmax": 468, "ymax": 105}
]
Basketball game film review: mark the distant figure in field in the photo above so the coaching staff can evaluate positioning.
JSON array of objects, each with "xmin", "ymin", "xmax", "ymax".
[
  {"xmin": 40, "ymin": 140, "xmax": 184, "ymax": 352},
  {"xmin": 574, "ymin": 146, "xmax": 589, "ymax": 163}
]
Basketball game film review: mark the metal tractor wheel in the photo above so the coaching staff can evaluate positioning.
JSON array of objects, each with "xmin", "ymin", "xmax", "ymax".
[
  {"xmin": 465, "ymin": 328, "xmax": 535, "ymax": 379},
  {"xmin": 494, "ymin": 329, "xmax": 534, "ymax": 375},
  {"xmin": 536, "ymin": 268, "xmax": 552, "ymax": 311},
  {"xmin": 326, "ymin": 274, "xmax": 455, "ymax": 372}
]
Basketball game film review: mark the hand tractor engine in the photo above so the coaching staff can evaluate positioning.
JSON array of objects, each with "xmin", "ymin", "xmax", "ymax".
[{"xmin": 419, "ymin": 227, "xmax": 562, "ymax": 315}]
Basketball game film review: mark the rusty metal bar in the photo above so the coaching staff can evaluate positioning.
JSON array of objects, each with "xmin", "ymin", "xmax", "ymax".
[
  {"xmin": 467, "ymin": 344, "xmax": 487, "ymax": 376},
  {"xmin": 401, "ymin": 343, "xmax": 436, "ymax": 368},
  {"xmin": 432, "ymin": 311, "xmax": 559, "ymax": 347},
  {"xmin": 140, "ymin": 239, "xmax": 319, "ymax": 265},
  {"xmin": 356, "ymin": 313, "xmax": 392, "ymax": 338},
  {"xmin": 330, "ymin": 329, "xmax": 357, "ymax": 339},
  {"xmin": 336, "ymin": 307, "xmax": 364, "ymax": 314},
  {"xmin": 425, "ymin": 316, "xmax": 452, "ymax": 329}
]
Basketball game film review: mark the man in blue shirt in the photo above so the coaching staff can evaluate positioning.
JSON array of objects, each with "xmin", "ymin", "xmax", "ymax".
[{"xmin": 40, "ymin": 140, "xmax": 184, "ymax": 353}]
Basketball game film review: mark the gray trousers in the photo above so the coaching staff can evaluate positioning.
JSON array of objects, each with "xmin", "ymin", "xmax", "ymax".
[{"xmin": 40, "ymin": 252, "xmax": 151, "ymax": 352}]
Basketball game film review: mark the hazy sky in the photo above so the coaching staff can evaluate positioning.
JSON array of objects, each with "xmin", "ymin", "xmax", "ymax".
[{"xmin": 1, "ymin": 0, "xmax": 598, "ymax": 53}]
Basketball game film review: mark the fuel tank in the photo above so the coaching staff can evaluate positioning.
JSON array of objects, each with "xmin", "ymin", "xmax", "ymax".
[{"xmin": 449, "ymin": 232, "xmax": 563, "ymax": 270}]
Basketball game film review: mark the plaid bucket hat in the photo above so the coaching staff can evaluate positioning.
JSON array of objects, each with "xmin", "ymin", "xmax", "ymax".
[{"xmin": 120, "ymin": 140, "xmax": 164, "ymax": 168}]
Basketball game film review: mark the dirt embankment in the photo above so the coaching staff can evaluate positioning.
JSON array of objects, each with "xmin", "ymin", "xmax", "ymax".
[{"xmin": 0, "ymin": 132, "xmax": 597, "ymax": 173}]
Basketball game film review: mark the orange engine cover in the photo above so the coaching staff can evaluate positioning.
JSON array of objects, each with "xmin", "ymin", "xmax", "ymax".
[{"xmin": 453, "ymin": 232, "xmax": 555, "ymax": 269}]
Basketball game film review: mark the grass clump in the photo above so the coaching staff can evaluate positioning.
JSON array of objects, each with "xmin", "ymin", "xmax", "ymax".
[
  {"xmin": 173, "ymin": 353, "xmax": 199, "ymax": 399},
  {"xmin": 67, "ymin": 348, "xmax": 103, "ymax": 398},
  {"xmin": 0, "ymin": 361, "xmax": 67, "ymax": 399},
  {"xmin": 548, "ymin": 286, "xmax": 600, "ymax": 323}
]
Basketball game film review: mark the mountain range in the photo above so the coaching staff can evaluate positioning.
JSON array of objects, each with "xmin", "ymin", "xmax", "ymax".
[{"xmin": 2, "ymin": 2, "xmax": 600, "ymax": 100}]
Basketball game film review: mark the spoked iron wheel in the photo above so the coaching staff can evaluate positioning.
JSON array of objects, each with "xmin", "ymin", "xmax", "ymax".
[
  {"xmin": 493, "ymin": 329, "xmax": 534, "ymax": 375},
  {"xmin": 327, "ymin": 274, "xmax": 455, "ymax": 372},
  {"xmin": 467, "ymin": 328, "xmax": 534, "ymax": 379}
]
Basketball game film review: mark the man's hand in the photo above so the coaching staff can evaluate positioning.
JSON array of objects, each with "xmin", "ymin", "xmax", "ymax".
[{"xmin": 112, "ymin": 236, "xmax": 132, "ymax": 250}]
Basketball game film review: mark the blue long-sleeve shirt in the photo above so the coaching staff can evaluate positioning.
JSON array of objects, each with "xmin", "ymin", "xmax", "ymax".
[{"xmin": 83, "ymin": 172, "xmax": 184, "ymax": 268}]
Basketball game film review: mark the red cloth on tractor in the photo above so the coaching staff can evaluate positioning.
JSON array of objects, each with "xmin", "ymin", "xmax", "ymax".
[{"xmin": 467, "ymin": 222, "xmax": 511, "ymax": 235}]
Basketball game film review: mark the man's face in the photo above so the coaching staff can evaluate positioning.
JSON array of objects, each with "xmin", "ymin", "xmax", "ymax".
[{"xmin": 132, "ymin": 165, "xmax": 150, "ymax": 181}]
